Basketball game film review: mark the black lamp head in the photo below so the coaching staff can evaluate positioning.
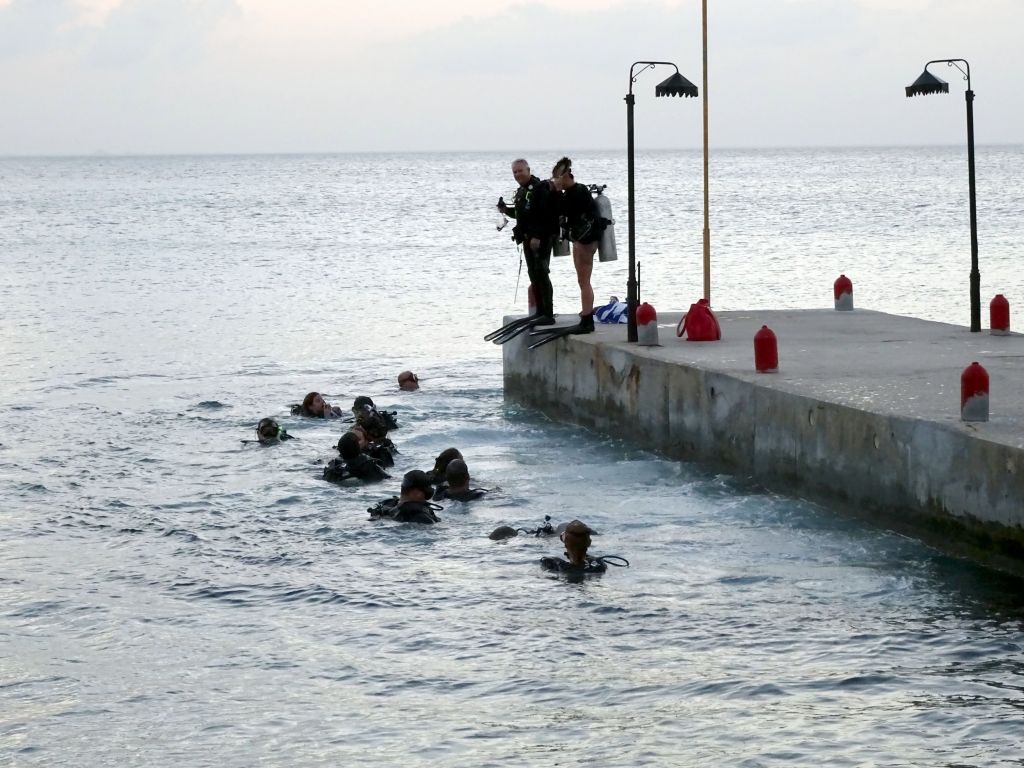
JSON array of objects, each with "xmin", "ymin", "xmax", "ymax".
[
  {"xmin": 655, "ymin": 72, "xmax": 698, "ymax": 98},
  {"xmin": 906, "ymin": 68, "xmax": 949, "ymax": 98}
]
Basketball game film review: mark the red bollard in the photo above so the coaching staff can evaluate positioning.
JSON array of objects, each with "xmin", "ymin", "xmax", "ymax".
[
  {"xmin": 990, "ymin": 294, "xmax": 1010, "ymax": 335},
  {"xmin": 754, "ymin": 325, "xmax": 778, "ymax": 373},
  {"xmin": 960, "ymin": 362, "xmax": 989, "ymax": 422},
  {"xmin": 834, "ymin": 274, "xmax": 853, "ymax": 311},
  {"xmin": 636, "ymin": 302, "xmax": 659, "ymax": 346}
]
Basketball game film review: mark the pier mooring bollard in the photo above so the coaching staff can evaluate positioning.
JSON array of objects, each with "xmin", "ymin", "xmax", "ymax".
[
  {"xmin": 754, "ymin": 325, "xmax": 778, "ymax": 372},
  {"xmin": 960, "ymin": 362, "xmax": 990, "ymax": 422},
  {"xmin": 990, "ymin": 294, "xmax": 1010, "ymax": 335},
  {"xmin": 636, "ymin": 302, "xmax": 659, "ymax": 346},
  {"xmin": 834, "ymin": 274, "xmax": 853, "ymax": 311}
]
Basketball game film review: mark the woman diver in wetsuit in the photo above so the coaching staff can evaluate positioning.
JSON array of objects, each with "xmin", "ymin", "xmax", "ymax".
[{"xmin": 551, "ymin": 156, "xmax": 605, "ymax": 334}]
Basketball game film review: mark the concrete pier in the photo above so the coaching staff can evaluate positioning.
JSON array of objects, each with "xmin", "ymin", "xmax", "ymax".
[{"xmin": 502, "ymin": 309, "xmax": 1024, "ymax": 575}]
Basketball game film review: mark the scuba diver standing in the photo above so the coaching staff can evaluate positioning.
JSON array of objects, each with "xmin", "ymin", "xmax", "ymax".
[
  {"xmin": 528, "ymin": 157, "xmax": 608, "ymax": 349},
  {"xmin": 491, "ymin": 159, "xmax": 559, "ymax": 342}
]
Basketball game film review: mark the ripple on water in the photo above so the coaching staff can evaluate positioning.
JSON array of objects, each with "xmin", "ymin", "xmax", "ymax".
[{"xmin": 3, "ymin": 150, "xmax": 1024, "ymax": 767}]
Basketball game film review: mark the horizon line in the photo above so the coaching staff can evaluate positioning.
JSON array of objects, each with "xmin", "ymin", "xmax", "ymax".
[{"xmin": 2, "ymin": 141, "xmax": 1021, "ymax": 160}]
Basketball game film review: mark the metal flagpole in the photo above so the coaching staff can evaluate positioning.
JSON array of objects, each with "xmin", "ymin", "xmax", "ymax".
[{"xmin": 701, "ymin": 0, "xmax": 711, "ymax": 303}]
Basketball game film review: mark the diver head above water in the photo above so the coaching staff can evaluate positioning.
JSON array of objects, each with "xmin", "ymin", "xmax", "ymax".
[
  {"xmin": 430, "ymin": 447, "xmax": 463, "ymax": 482},
  {"xmin": 445, "ymin": 459, "xmax": 470, "ymax": 493},
  {"xmin": 298, "ymin": 391, "xmax": 341, "ymax": 419},
  {"xmin": 400, "ymin": 469, "xmax": 435, "ymax": 503},
  {"xmin": 352, "ymin": 396, "xmax": 399, "ymax": 437},
  {"xmin": 337, "ymin": 432, "xmax": 362, "ymax": 461},
  {"xmin": 397, "ymin": 370, "xmax": 419, "ymax": 391},
  {"xmin": 352, "ymin": 395, "xmax": 374, "ymax": 413},
  {"xmin": 256, "ymin": 417, "xmax": 291, "ymax": 445},
  {"xmin": 560, "ymin": 519, "xmax": 594, "ymax": 567}
]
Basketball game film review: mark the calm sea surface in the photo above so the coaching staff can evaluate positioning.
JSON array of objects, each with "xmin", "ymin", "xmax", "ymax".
[{"xmin": 2, "ymin": 148, "xmax": 1023, "ymax": 766}]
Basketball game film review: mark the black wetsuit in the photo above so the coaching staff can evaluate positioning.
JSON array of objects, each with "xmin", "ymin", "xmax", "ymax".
[
  {"xmin": 539, "ymin": 556, "xmax": 607, "ymax": 575},
  {"xmin": 508, "ymin": 176, "xmax": 559, "ymax": 318},
  {"xmin": 368, "ymin": 497, "xmax": 440, "ymax": 525},
  {"xmin": 356, "ymin": 411, "xmax": 393, "ymax": 442},
  {"xmin": 323, "ymin": 454, "xmax": 389, "ymax": 484},
  {"xmin": 366, "ymin": 441, "xmax": 396, "ymax": 468},
  {"xmin": 560, "ymin": 183, "xmax": 605, "ymax": 244},
  {"xmin": 434, "ymin": 487, "xmax": 487, "ymax": 502}
]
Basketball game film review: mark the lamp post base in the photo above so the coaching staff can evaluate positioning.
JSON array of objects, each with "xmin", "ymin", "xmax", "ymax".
[{"xmin": 627, "ymin": 278, "xmax": 638, "ymax": 343}]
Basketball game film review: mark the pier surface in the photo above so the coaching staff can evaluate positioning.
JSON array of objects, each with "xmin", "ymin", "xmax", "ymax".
[{"xmin": 503, "ymin": 309, "xmax": 1024, "ymax": 574}]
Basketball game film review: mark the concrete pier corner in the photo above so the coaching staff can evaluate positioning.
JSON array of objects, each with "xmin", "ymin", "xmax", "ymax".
[{"xmin": 503, "ymin": 309, "xmax": 1024, "ymax": 576}]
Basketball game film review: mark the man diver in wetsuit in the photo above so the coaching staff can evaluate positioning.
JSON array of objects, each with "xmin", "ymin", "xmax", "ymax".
[
  {"xmin": 368, "ymin": 470, "xmax": 440, "ymax": 524},
  {"xmin": 323, "ymin": 432, "xmax": 390, "ymax": 484},
  {"xmin": 498, "ymin": 159, "xmax": 558, "ymax": 324},
  {"xmin": 433, "ymin": 459, "xmax": 486, "ymax": 502},
  {"xmin": 540, "ymin": 519, "xmax": 607, "ymax": 576}
]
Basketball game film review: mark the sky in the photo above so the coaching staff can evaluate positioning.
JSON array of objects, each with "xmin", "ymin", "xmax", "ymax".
[{"xmin": 0, "ymin": 0, "xmax": 1021, "ymax": 154}]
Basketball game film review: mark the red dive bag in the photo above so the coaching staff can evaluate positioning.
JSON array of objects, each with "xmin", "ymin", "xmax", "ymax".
[{"xmin": 676, "ymin": 298, "xmax": 722, "ymax": 341}]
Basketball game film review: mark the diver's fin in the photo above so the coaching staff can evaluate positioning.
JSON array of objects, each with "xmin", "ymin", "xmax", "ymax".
[
  {"xmin": 528, "ymin": 323, "xmax": 575, "ymax": 338},
  {"xmin": 527, "ymin": 324, "xmax": 585, "ymax": 349},
  {"xmin": 484, "ymin": 315, "xmax": 532, "ymax": 342},
  {"xmin": 492, "ymin": 318, "xmax": 541, "ymax": 345}
]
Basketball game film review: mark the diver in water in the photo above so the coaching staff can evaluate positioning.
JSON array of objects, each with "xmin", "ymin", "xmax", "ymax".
[
  {"xmin": 540, "ymin": 520, "xmax": 605, "ymax": 575},
  {"xmin": 323, "ymin": 432, "xmax": 390, "ymax": 484},
  {"xmin": 293, "ymin": 391, "xmax": 344, "ymax": 419},
  {"xmin": 254, "ymin": 417, "xmax": 294, "ymax": 445},
  {"xmin": 350, "ymin": 423, "xmax": 396, "ymax": 467},
  {"xmin": 426, "ymin": 447, "xmax": 463, "ymax": 489},
  {"xmin": 488, "ymin": 515, "xmax": 569, "ymax": 540},
  {"xmin": 347, "ymin": 397, "xmax": 399, "ymax": 466},
  {"xmin": 528, "ymin": 157, "xmax": 608, "ymax": 349},
  {"xmin": 368, "ymin": 470, "xmax": 441, "ymax": 524},
  {"xmin": 397, "ymin": 370, "xmax": 419, "ymax": 391},
  {"xmin": 433, "ymin": 459, "xmax": 487, "ymax": 502},
  {"xmin": 352, "ymin": 396, "xmax": 400, "ymax": 435}
]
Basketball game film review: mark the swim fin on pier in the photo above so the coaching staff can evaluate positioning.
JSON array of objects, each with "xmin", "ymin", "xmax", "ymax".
[
  {"xmin": 527, "ymin": 322, "xmax": 591, "ymax": 350},
  {"xmin": 484, "ymin": 315, "xmax": 532, "ymax": 342},
  {"xmin": 487, "ymin": 314, "xmax": 557, "ymax": 345}
]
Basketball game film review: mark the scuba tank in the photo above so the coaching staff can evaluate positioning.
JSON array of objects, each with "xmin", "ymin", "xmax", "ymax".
[
  {"xmin": 553, "ymin": 235, "xmax": 571, "ymax": 257},
  {"xmin": 591, "ymin": 186, "xmax": 618, "ymax": 263},
  {"xmin": 552, "ymin": 215, "xmax": 570, "ymax": 256}
]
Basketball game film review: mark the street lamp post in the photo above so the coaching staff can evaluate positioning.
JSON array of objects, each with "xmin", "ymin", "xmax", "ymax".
[
  {"xmin": 625, "ymin": 61, "xmax": 698, "ymax": 342},
  {"xmin": 906, "ymin": 59, "xmax": 980, "ymax": 332}
]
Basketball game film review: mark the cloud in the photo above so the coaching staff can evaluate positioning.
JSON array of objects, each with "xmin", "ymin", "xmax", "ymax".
[
  {"xmin": 81, "ymin": 0, "xmax": 241, "ymax": 68},
  {"xmin": 0, "ymin": 0, "xmax": 78, "ymax": 58},
  {"xmin": 0, "ymin": 0, "xmax": 239, "ymax": 66},
  {"xmin": 1, "ymin": 0, "xmax": 1022, "ymax": 154},
  {"xmin": 357, "ymin": 0, "xmax": 1024, "ymax": 152}
]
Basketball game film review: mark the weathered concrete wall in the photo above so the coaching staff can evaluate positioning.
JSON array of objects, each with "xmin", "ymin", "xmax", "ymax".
[{"xmin": 504, "ymin": 310, "xmax": 1024, "ymax": 574}]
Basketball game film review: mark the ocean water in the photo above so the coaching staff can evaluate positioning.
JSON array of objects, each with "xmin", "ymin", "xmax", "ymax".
[{"xmin": 1, "ymin": 148, "xmax": 1023, "ymax": 767}]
